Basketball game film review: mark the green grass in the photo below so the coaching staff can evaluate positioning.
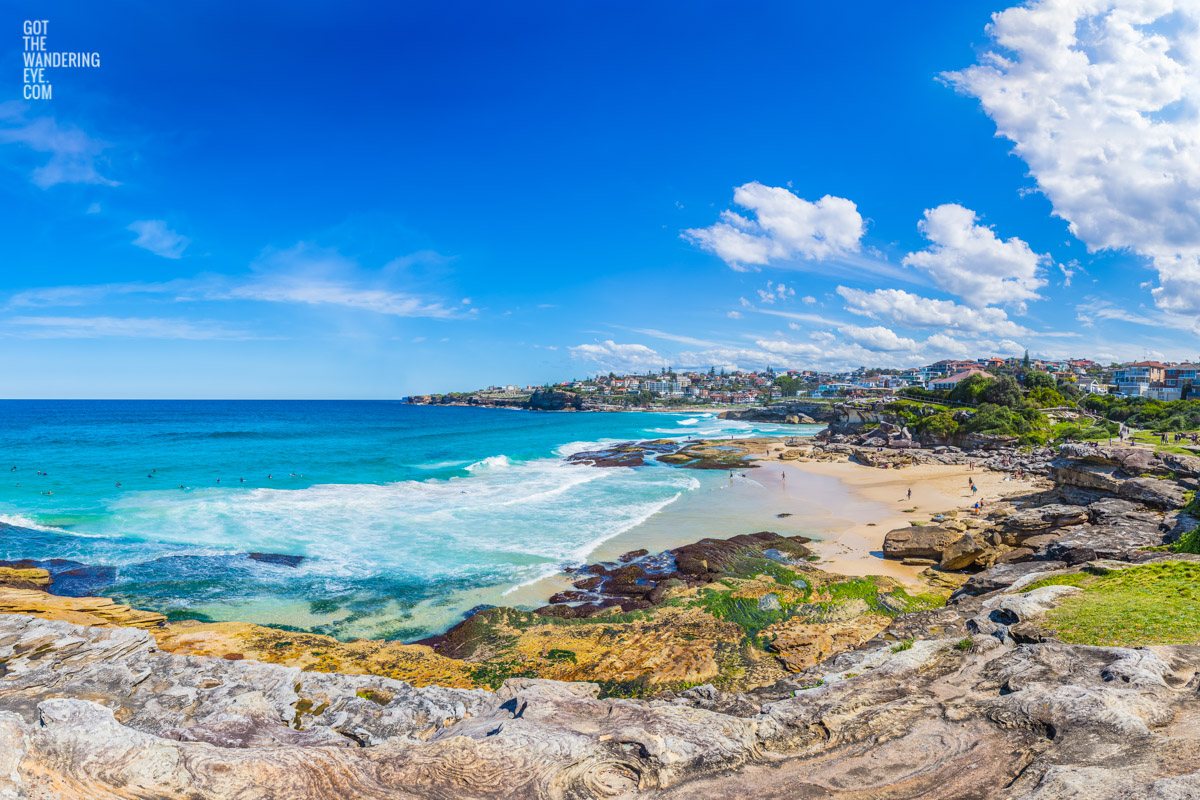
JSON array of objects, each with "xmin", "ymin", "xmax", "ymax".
[
  {"xmin": 954, "ymin": 637, "xmax": 974, "ymax": 651},
  {"xmin": 1024, "ymin": 561, "xmax": 1200, "ymax": 646},
  {"xmin": 890, "ymin": 638, "xmax": 914, "ymax": 653}
]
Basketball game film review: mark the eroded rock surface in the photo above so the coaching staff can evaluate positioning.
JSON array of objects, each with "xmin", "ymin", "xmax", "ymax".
[{"xmin": 3, "ymin": 606, "xmax": 1200, "ymax": 799}]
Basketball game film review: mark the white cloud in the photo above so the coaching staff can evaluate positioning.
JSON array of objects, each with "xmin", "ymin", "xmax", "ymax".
[
  {"xmin": 836, "ymin": 286, "xmax": 1029, "ymax": 337},
  {"xmin": 568, "ymin": 340, "xmax": 665, "ymax": 372},
  {"xmin": 623, "ymin": 327, "xmax": 719, "ymax": 347},
  {"xmin": 3, "ymin": 316, "xmax": 252, "ymax": 340},
  {"xmin": 836, "ymin": 324, "xmax": 919, "ymax": 352},
  {"xmin": 801, "ymin": 295, "xmax": 816, "ymax": 304},
  {"xmin": 7, "ymin": 243, "xmax": 466, "ymax": 321},
  {"xmin": 727, "ymin": 310, "xmax": 742, "ymax": 319},
  {"xmin": 901, "ymin": 204, "xmax": 1047, "ymax": 308},
  {"xmin": 0, "ymin": 102, "xmax": 117, "ymax": 188},
  {"xmin": 946, "ymin": 0, "xmax": 1200, "ymax": 314},
  {"xmin": 683, "ymin": 182, "xmax": 864, "ymax": 270},
  {"xmin": 225, "ymin": 242, "xmax": 463, "ymax": 319},
  {"xmin": 128, "ymin": 220, "xmax": 190, "ymax": 259},
  {"xmin": 756, "ymin": 280, "xmax": 797, "ymax": 304},
  {"xmin": 226, "ymin": 280, "xmax": 460, "ymax": 319}
]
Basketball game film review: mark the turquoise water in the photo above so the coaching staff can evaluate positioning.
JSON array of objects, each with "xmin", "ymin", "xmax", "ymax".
[{"xmin": 0, "ymin": 401, "xmax": 805, "ymax": 640}]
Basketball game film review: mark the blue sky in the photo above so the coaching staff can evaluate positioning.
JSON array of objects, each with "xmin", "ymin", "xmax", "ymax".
[{"xmin": 2, "ymin": 0, "xmax": 1199, "ymax": 397}]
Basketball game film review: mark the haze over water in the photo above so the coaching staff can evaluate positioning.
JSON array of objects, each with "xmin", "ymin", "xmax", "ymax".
[{"xmin": 0, "ymin": 401, "xmax": 808, "ymax": 639}]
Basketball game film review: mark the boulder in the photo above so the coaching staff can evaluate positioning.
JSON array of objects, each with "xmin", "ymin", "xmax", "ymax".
[
  {"xmin": 882, "ymin": 525, "xmax": 963, "ymax": 560},
  {"xmin": 940, "ymin": 533, "xmax": 993, "ymax": 571}
]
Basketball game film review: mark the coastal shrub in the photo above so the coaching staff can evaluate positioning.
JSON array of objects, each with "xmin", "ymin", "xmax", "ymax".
[
  {"xmin": 960, "ymin": 403, "xmax": 1050, "ymax": 446},
  {"xmin": 1027, "ymin": 386, "xmax": 1070, "ymax": 408},
  {"xmin": 890, "ymin": 638, "xmax": 914, "ymax": 653},
  {"xmin": 948, "ymin": 374, "xmax": 992, "ymax": 405},
  {"xmin": 954, "ymin": 637, "xmax": 974, "ymax": 651},
  {"xmin": 1173, "ymin": 526, "xmax": 1200, "ymax": 555},
  {"xmin": 1027, "ymin": 561, "xmax": 1200, "ymax": 646},
  {"xmin": 545, "ymin": 648, "xmax": 577, "ymax": 663},
  {"xmin": 1081, "ymin": 395, "xmax": 1200, "ymax": 432},
  {"xmin": 916, "ymin": 412, "xmax": 959, "ymax": 438}
]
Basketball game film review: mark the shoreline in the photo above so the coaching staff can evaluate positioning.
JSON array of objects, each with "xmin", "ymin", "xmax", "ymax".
[{"xmin": 520, "ymin": 437, "xmax": 1039, "ymax": 600}]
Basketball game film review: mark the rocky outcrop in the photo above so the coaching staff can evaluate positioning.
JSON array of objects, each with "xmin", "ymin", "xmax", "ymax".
[
  {"xmin": 5, "ymin": 593, "xmax": 1200, "ymax": 800},
  {"xmin": 0, "ymin": 586, "xmax": 166, "ymax": 628},
  {"xmin": 525, "ymin": 389, "xmax": 584, "ymax": 411},
  {"xmin": 882, "ymin": 524, "xmax": 964, "ymax": 560},
  {"xmin": 0, "ymin": 566, "xmax": 50, "ymax": 591},
  {"xmin": 763, "ymin": 615, "xmax": 890, "ymax": 671},
  {"xmin": 1054, "ymin": 445, "xmax": 1192, "ymax": 509}
]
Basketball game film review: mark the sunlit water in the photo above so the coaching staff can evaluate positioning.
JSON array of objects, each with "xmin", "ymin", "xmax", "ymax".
[{"xmin": 0, "ymin": 401, "xmax": 815, "ymax": 640}]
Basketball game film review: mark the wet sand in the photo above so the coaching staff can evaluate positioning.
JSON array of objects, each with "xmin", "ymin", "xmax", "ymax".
[{"xmin": 577, "ymin": 443, "xmax": 1039, "ymax": 590}]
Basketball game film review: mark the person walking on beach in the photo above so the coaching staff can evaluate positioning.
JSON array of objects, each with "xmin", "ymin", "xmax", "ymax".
[{"xmin": 906, "ymin": 488, "xmax": 912, "ymax": 500}]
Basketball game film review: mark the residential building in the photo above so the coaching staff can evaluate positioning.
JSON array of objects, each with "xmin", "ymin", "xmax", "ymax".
[
  {"xmin": 1112, "ymin": 362, "xmax": 1168, "ymax": 397},
  {"xmin": 930, "ymin": 368, "xmax": 993, "ymax": 391}
]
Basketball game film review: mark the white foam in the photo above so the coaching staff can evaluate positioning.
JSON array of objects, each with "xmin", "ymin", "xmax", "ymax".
[
  {"xmin": 0, "ymin": 514, "xmax": 69, "ymax": 533},
  {"xmin": 464, "ymin": 454, "xmax": 513, "ymax": 472}
]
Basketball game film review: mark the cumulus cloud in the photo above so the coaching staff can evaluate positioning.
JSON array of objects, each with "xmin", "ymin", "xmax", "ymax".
[
  {"xmin": 836, "ymin": 324, "xmax": 919, "ymax": 352},
  {"xmin": 945, "ymin": 0, "xmax": 1200, "ymax": 314},
  {"xmin": 901, "ymin": 204, "xmax": 1047, "ymax": 308},
  {"xmin": 128, "ymin": 220, "xmax": 190, "ymax": 259},
  {"xmin": 836, "ymin": 286, "xmax": 1028, "ymax": 337},
  {"xmin": 568, "ymin": 340, "xmax": 665, "ymax": 372},
  {"xmin": 0, "ymin": 102, "xmax": 117, "ymax": 188},
  {"xmin": 683, "ymin": 182, "xmax": 865, "ymax": 270}
]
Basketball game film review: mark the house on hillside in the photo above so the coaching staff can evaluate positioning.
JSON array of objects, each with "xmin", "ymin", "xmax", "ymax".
[
  {"xmin": 1076, "ymin": 376, "xmax": 1108, "ymax": 395},
  {"xmin": 1112, "ymin": 362, "xmax": 1169, "ymax": 397},
  {"xmin": 930, "ymin": 368, "xmax": 993, "ymax": 391},
  {"xmin": 1164, "ymin": 365, "xmax": 1197, "ymax": 399}
]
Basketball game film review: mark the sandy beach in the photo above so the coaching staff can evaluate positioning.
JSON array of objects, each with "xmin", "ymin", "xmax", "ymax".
[{"xmin": 569, "ymin": 438, "xmax": 1045, "ymax": 590}]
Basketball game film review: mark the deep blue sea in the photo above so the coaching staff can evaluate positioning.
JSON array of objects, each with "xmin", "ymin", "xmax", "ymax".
[{"xmin": 0, "ymin": 401, "xmax": 804, "ymax": 640}]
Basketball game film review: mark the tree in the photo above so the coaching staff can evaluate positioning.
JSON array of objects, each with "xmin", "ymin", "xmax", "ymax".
[
  {"xmin": 949, "ymin": 373, "xmax": 992, "ymax": 405},
  {"xmin": 1023, "ymin": 350, "xmax": 1031, "ymax": 369},
  {"xmin": 1024, "ymin": 370, "xmax": 1056, "ymax": 390},
  {"xmin": 981, "ymin": 375, "xmax": 1022, "ymax": 408},
  {"xmin": 774, "ymin": 375, "xmax": 801, "ymax": 397}
]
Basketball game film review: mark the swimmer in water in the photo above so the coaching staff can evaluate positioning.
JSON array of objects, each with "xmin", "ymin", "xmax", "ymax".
[{"xmin": 116, "ymin": 482, "xmax": 121, "ymax": 487}]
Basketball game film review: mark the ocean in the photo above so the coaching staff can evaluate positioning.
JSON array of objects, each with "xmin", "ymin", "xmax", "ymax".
[{"xmin": 0, "ymin": 401, "xmax": 814, "ymax": 640}]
